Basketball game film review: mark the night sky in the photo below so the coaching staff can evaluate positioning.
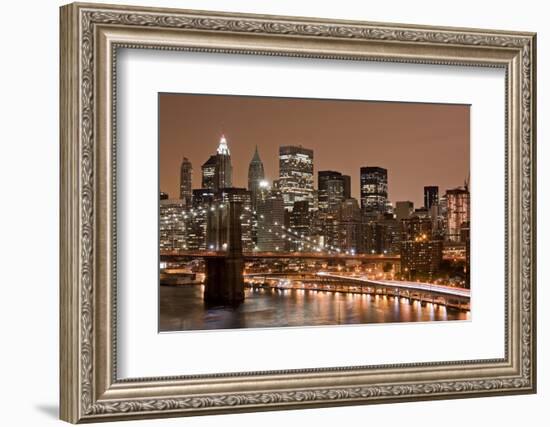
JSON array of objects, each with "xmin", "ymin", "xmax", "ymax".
[{"xmin": 159, "ymin": 93, "xmax": 469, "ymax": 208}]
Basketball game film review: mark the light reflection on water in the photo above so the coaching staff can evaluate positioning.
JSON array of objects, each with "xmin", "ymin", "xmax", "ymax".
[{"xmin": 159, "ymin": 285, "xmax": 469, "ymax": 332}]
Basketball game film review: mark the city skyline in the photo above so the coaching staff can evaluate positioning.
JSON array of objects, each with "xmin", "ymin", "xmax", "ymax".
[{"xmin": 159, "ymin": 93, "xmax": 470, "ymax": 208}]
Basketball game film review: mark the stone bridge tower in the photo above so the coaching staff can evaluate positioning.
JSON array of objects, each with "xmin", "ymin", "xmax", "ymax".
[{"xmin": 204, "ymin": 200, "xmax": 245, "ymax": 306}]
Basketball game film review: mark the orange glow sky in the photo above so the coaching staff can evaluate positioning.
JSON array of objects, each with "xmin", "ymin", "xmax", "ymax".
[{"xmin": 159, "ymin": 93, "xmax": 469, "ymax": 208}]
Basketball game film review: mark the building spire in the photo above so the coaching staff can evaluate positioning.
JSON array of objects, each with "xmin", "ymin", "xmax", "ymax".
[
  {"xmin": 251, "ymin": 145, "xmax": 261, "ymax": 162},
  {"xmin": 217, "ymin": 134, "xmax": 230, "ymax": 155}
]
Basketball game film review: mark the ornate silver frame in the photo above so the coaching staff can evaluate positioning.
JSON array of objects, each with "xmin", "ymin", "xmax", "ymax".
[{"xmin": 60, "ymin": 2, "xmax": 537, "ymax": 423}]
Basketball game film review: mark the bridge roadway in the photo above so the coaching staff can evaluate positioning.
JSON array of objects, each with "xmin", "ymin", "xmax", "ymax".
[
  {"xmin": 316, "ymin": 272, "xmax": 470, "ymax": 299},
  {"xmin": 160, "ymin": 250, "xmax": 400, "ymax": 262}
]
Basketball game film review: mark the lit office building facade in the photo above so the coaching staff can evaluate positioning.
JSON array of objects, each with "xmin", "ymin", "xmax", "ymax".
[
  {"xmin": 446, "ymin": 187, "xmax": 470, "ymax": 242},
  {"xmin": 159, "ymin": 199, "xmax": 187, "ymax": 250},
  {"xmin": 277, "ymin": 145, "xmax": 314, "ymax": 211},
  {"xmin": 360, "ymin": 166, "xmax": 388, "ymax": 213},
  {"xmin": 201, "ymin": 155, "xmax": 216, "ymax": 190}
]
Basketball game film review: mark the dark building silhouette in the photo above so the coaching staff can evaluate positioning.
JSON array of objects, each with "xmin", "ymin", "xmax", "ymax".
[
  {"xmin": 338, "ymin": 198, "xmax": 362, "ymax": 253},
  {"xmin": 424, "ymin": 185, "xmax": 439, "ymax": 210},
  {"xmin": 290, "ymin": 200, "xmax": 311, "ymax": 250},
  {"xmin": 179, "ymin": 157, "xmax": 193, "ymax": 205},
  {"xmin": 395, "ymin": 201, "xmax": 414, "ymax": 221},
  {"xmin": 247, "ymin": 146, "xmax": 265, "ymax": 210}
]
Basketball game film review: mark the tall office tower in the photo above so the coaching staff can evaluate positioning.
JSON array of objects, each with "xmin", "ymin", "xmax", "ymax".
[
  {"xmin": 424, "ymin": 186, "xmax": 439, "ymax": 210},
  {"xmin": 247, "ymin": 146, "xmax": 265, "ymax": 210},
  {"xmin": 446, "ymin": 187, "xmax": 470, "ymax": 242},
  {"xmin": 218, "ymin": 188, "xmax": 254, "ymax": 251},
  {"xmin": 179, "ymin": 157, "xmax": 193, "ymax": 205},
  {"xmin": 342, "ymin": 175, "xmax": 351, "ymax": 200},
  {"xmin": 278, "ymin": 145, "xmax": 314, "ymax": 211},
  {"xmin": 339, "ymin": 198, "xmax": 363, "ymax": 253},
  {"xmin": 159, "ymin": 199, "xmax": 187, "ymax": 250},
  {"xmin": 289, "ymin": 200, "xmax": 311, "ymax": 251},
  {"xmin": 395, "ymin": 201, "xmax": 414, "ymax": 221},
  {"xmin": 318, "ymin": 171, "xmax": 346, "ymax": 212},
  {"xmin": 257, "ymin": 190, "xmax": 286, "ymax": 251},
  {"xmin": 360, "ymin": 167, "xmax": 388, "ymax": 213},
  {"xmin": 201, "ymin": 155, "xmax": 217, "ymax": 190},
  {"xmin": 214, "ymin": 134, "xmax": 233, "ymax": 191}
]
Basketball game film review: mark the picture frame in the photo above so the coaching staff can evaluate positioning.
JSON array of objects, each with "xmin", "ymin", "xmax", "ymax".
[{"xmin": 59, "ymin": 2, "xmax": 536, "ymax": 423}]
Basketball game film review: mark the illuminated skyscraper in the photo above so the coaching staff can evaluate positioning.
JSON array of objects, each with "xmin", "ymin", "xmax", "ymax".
[
  {"xmin": 446, "ymin": 187, "xmax": 470, "ymax": 242},
  {"xmin": 214, "ymin": 134, "xmax": 233, "ymax": 191},
  {"xmin": 179, "ymin": 157, "xmax": 192, "ymax": 206},
  {"xmin": 247, "ymin": 146, "xmax": 265, "ymax": 210},
  {"xmin": 159, "ymin": 199, "xmax": 187, "ymax": 250},
  {"xmin": 318, "ymin": 171, "xmax": 348, "ymax": 213},
  {"xmin": 360, "ymin": 167, "xmax": 388, "ymax": 213},
  {"xmin": 201, "ymin": 155, "xmax": 216, "ymax": 190},
  {"xmin": 277, "ymin": 145, "xmax": 314, "ymax": 211}
]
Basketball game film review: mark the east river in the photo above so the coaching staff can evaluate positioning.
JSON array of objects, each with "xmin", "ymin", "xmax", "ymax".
[{"xmin": 159, "ymin": 284, "xmax": 469, "ymax": 332}]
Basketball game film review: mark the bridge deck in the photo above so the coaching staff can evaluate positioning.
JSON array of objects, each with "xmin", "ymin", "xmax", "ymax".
[
  {"xmin": 316, "ymin": 273, "xmax": 470, "ymax": 299},
  {"xmin": 161, "ymin": 250, "xmax": 400, "ymax": 261}
]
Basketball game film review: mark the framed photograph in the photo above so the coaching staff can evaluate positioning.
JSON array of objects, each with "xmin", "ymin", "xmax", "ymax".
[{"xmin": 60, "ymin": 2, "xmax": 537, "ymax": 423}]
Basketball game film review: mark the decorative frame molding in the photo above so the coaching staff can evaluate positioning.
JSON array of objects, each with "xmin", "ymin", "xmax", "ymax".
[{"xmin": 60, "ymin": 2, "xmax": 536, "ymax": 423}]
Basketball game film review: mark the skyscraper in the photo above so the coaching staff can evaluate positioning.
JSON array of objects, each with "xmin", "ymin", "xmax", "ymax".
[
  {"xmin": 277, "ymin": 145, "xmax": 314, "ymax": 211},
  {"xmin": 360, "ymin": 167, "xmax": 388, "ymax": 213},
  {"xmin": 318, "ymin": 171, "xmax": 347, "ymax": 212},
  {"xmin": 201, "ymin": 155, "xmax": 216, "ymax": 190},
  {"xmin": 446, "ymin": 187, "xmax": 470, "ymax": 242},
  {"xmin": 247, "ymin": 146, "xmax": 265, "ymax": 210},
  {"xmin": 179, "ymin": 157, "xmax": 192, "ymax": 205},
  {"xmin": 424, "ymin": 186, "xmax": 439, "ymax": 210},
  {"xmin": 214, "ymin": 134, "xmax": 232, "ymax": 191}
]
